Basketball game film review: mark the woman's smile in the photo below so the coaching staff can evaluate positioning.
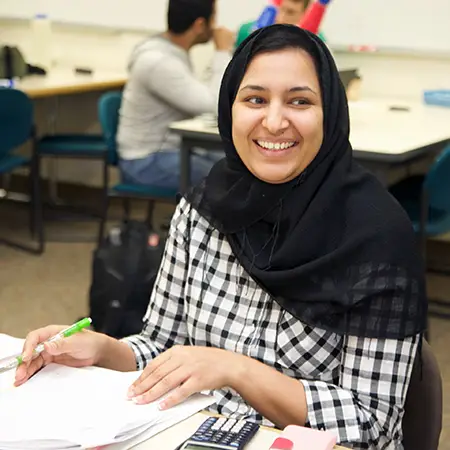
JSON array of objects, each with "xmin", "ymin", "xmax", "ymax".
[{"xmin": 253, "ymin": 139, "xmax": 299, "ymax": 158}]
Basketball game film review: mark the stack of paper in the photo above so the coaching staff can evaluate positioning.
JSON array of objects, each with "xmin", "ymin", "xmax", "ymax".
[{"xmin": 0, "ymin": 334, "xmax": 215, "ymax": 450}]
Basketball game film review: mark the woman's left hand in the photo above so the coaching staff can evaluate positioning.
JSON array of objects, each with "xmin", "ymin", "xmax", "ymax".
[{"xmin": 127, "ymin": 345, "xmax": 243, "ymax": 409}]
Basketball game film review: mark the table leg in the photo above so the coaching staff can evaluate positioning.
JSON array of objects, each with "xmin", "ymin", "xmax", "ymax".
[
  {"xmin": 180, "ymin": 140, "xmax": 192, "ymax": 194},
  {"xmin": 46, "ymin": 96, "xmax": 63, "ymax": 205}
]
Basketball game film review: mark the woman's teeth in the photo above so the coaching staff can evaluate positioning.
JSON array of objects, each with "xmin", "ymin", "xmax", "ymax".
[{"xmin": 256, "ymin": 140, "xmax": 296, "ymax": 150}]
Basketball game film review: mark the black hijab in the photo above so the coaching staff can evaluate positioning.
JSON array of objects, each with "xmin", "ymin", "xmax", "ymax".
[{"xmin": 186, "ymin": 25, "xmax": 427, "ymax": 339}]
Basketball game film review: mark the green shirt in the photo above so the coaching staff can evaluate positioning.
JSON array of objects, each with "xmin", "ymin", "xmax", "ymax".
[{"xmin": 235, "ymin": 20, "xmax": 326, "ymax": 50}]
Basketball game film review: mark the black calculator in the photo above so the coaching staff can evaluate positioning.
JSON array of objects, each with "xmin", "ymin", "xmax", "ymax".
[{"xmin": 176, "ymin": 417, "xmax": 260, "ymax": 449}]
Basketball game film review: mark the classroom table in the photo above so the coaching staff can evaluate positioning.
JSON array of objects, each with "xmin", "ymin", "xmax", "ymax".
[
  {"xmin": 132, "ymin": 412, "xmax": 349, "ymax": 450},
  {"xmin": 11, "ymin": 68, "xmax": 127, "ymax": 205},
  {"xmin": 169, "ymin": 98, "xmax": 450, "ymax": 191},
  {"xmin": 14, "ymin": 68, "xmax": 127, "ymax": 98}
]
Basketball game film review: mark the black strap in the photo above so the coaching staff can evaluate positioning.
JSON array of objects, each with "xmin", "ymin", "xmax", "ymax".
[{"xmin": 4, "ymin": 46, "xmax": 13, "ymax": 79}]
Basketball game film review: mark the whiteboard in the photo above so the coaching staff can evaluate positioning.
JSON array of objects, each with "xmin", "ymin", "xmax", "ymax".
[
  {"xmin": 1, "ymin": 0, "xmax": 449, "ymax": 55},
  {"xmin": 0, "ymin": 0, "xmax": 168, "ymax": 30},
  {"xmin": 322, "ymin": 0, "xmax": 450, "ymax": 54}
]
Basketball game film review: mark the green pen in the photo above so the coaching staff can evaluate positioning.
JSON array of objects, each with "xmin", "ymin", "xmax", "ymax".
[{"xmin": 0, "ymin": 317, "xmax": 92, "ymax": 374}]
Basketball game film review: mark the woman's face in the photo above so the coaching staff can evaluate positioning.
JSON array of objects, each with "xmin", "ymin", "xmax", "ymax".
[{"xmin": 232, "ymin": 48, "xmax": 323, "ymax": 185}]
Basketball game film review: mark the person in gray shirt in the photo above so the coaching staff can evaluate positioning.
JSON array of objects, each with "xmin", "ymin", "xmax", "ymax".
[{"xmin": 117, "ymin": 0, "xmax": 234, "ymax": 191}]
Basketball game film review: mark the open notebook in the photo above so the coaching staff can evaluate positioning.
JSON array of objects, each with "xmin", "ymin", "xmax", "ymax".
[{"xmin": 0, "ymin": 334, "xmax": 215, "ymax": 449}]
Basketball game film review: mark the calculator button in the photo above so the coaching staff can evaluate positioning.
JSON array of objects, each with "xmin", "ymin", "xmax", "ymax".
[
  {"xmin": 222, "ymin": 419, "xmax": 237, "ymax": 431},
  {"xmin": 212, "ymin": 418, "xmax": 226, "ymax": 430},
  {"xmin": 212, "ymin": 433, "xmax": 223, "ymax": 443},
  {"xmin": 231, "ymin": 422, "xmax": 245, "ymax": 433}
]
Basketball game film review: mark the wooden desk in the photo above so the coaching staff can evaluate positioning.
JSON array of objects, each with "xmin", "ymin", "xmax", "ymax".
[
  {"xmin": 170, "ymin": 98, "xmax": 450, "ymax": 190},
  {"xmin": 131, "ymin": 412, "xmax": 348, "ymax": 449},
  {"xmin": 14, "ymin": 68, "xmax": 127, "ymax": 98}
]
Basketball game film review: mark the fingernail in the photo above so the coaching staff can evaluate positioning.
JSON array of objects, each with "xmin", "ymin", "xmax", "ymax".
[
  {"xmin": 127, "ymin": 387, "xmax": 135, "ymax": 398},
  {"xmin": 133, "ymin": 395, "xmax": 144, "ymax": 404},
  {"xmin": 158, "ymin": 401, "xmax": 166, "ymax": 410}
]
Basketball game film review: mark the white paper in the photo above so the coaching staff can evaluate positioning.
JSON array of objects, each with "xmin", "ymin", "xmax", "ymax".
[
  {"xmin": 0, "ymin": 334, "xmax": 24, "ymax": 393},
  {"xmin": 0, "ymin": 334, "xmax": 215, "ymax": 449},
  {"xmin": 106, "ymin": 394, "xmax": 216, "ymax": 450}
]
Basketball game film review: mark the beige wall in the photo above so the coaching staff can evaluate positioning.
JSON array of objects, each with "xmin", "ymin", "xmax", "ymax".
[{"xmin": 2, "ymin": 20, "xmax": 450, "ymax": 187}]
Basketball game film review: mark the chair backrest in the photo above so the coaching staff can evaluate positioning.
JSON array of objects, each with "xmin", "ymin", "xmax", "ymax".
[
  {"xmin": 98, "ymin": 91, "xmax": 122, "ymax": 166},
  {"xmin": 0, "ymin": 88, "xmax": 33, "ymax": 158},
  {"xmin": 402, "ymin": 340, "xmax": 442, "ymax": 450},
  {"xmin": 424, "ymin": 144, "xmax": 450, "ymax": 212}
]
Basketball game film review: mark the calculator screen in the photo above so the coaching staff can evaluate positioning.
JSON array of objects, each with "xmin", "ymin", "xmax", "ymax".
[{"xmin": 184, "ymin": 446, "xmax": 217, "ymax": 450}]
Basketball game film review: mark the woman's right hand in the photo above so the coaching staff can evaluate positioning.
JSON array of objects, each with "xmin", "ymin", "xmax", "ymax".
[{"xmin": 14, "ymin": 325, "xmax": 106, "ymax": 387}]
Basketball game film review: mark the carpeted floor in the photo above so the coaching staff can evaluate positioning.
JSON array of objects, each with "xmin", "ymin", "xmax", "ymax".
[{"xmin": 1, "ymin": 189, "xmax": 450, "ymax": 448}]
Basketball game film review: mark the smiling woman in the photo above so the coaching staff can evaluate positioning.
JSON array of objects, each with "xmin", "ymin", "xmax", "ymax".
[
  {"xmin": 231, "ymin": 47, "xmax": 323, "ymax": 184},
  {"xmin": 16, "ymin": 24, "xmax": 427, "ymax": 450}
]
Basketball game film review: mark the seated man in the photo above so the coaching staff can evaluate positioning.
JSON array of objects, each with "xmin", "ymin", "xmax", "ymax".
[
  {"xmin": 235, "ymin": 0, "xmax": 326, "ymax": 49},
  {"xmin": 117, "ymin": 0, "xmax": 234, "ymax": 190}
]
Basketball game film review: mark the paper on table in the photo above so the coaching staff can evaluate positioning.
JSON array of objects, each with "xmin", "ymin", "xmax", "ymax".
[
  {"xmin": 0, "ymin": 364, "xmax": 143, "ymax": 445},
  {"xmin": 0, "ymin": 334, "xmax": 215, "ymax": 449},
  {"xmin": 106, "ymin": 394, "xmax": 216, "ymax": 450},
  {"xmin": 0, "ymin": 334, "xmax": 24, "ymax": 393},
  {"xmin": 0, "ymin": 334, "xmax": 151, "ymax": 445}
]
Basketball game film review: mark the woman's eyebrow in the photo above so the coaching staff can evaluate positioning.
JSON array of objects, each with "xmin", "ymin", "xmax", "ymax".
[
  {"xmin": 239, "ymin": 84, "xmax": 266, "ymax": 92},
  {"xmin": 289, "ymin": 86, "xmax": 316, "ymax": 95},
  {"xmin": 239, "ymin": 84, "xmax": 317, "ymax": 94}
]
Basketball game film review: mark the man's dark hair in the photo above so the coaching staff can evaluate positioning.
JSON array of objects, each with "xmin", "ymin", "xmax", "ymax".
[{"xmin": 168, "ymin": 0, "xmax": 215, "ymax": 34}]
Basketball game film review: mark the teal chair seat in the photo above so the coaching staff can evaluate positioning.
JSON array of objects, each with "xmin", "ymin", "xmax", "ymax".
[
  {"xmin": 390, "ymin": 175, "xmax": 450, "ymax": 236},
  {"xmin": 37, "ymin": 134, "xmax": 105, "ymax": 157},
  {"xmin": 35, "ymin": 131, "xmax": 110, "ymax": 244},
  {"xmin": 0, "ymin": 154, "xmax": 30, "ymax": 174},
  {"xmin": 390, "ymin": 145, "xmax": 450, "ymax": 326},
  {"xmin": 97, "ymin": 91, "xmax": 177, "ymax": 244},
  {"xmin": 112, "ymin": 183, "xmax": 178, "ymax": 198},
  {"xmin": 0, "ymin": 88, "xmax": 43, "ymax": 254}
]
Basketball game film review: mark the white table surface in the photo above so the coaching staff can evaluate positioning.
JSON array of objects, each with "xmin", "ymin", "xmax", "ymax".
[
  {"xmin": 14, "ymin": 68, "xmax": 127, "ymax": 98},
  {"xmin": 131, "ymin": 412, "xmax": 348, "ymax": 450},
  {"xmin": 170, "ymin": 98, "xmax": 450, "ymax": 157}
]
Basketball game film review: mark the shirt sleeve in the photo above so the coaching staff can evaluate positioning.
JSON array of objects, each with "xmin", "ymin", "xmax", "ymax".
[
  {"xmin": 121, "ymin": 200, "xmax": 191, "ymax": 370},
  {"xmin": 136, "ymin": 50, "xmax": 230, "ymax": 117},
  {"xmin": 301, "ymin": 334, "xmax": 418, "ymax": 449}
]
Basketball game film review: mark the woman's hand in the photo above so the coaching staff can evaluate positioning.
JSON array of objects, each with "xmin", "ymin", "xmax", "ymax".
[
  {"xmin": 15, "ymin": 325, "xmax": 108, "ymax": 387},
  {"xmin": 127, "ymin": 345, "xmax": 244, "ymax": 410}
]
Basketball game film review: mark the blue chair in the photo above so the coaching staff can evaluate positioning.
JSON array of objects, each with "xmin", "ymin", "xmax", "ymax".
[
  {"xmin": 36, "ymin": 108, "xmax": 109, "ymax": 240},
  {"xmin": 0, "ymin": 88, "xmax": 44, "ymax": 254},
  {"xmin": 390, "ymin": 144, "xmax": 450, "ymax": 320},
  {"xmin": 97, "ymin": 91, "xmax": 177, "ymax": 245}
]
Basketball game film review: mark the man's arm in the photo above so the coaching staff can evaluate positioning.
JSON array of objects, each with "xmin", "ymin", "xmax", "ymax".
[
  {"xmin": 136, "ymin": 29, "xmax": 233, "ymax": 117},
  {"xmin": 136, "ymin": 53, "xmax": 229, "ymax": 118}
]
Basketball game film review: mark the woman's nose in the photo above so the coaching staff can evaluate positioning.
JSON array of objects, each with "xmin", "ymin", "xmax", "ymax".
[{"xmin": 262, "ymin": 104, "xmax": 290, "ymax": 135}]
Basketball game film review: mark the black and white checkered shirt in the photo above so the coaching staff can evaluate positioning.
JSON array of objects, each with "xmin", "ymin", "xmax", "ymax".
[{"xmin": 124, "ymin": 198, "xmax": 418, "ymax": 450}]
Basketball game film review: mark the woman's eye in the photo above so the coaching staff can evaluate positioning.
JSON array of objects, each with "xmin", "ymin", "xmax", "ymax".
[
  {"xmin": 291, "ymin": 98, "xmax": 310, "ymax": 106},
  {"xmin": 247, "ymin": 97, "xmax": 266, "ymax": 105}
]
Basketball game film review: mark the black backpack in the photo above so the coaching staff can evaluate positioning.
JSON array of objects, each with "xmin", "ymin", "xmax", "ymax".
[
  {"xmin": 0, "ymin": 45, "xmax": 46, "ymax": 79},
  {"xmin": 88, "ymin": 220, "xmax": 166, "ymax": 338},
  {"xmin": 0, "ymin": 46, "xmax": 28, "ymax": 79}
]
